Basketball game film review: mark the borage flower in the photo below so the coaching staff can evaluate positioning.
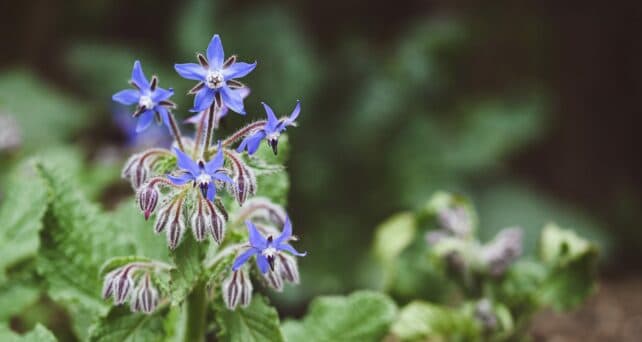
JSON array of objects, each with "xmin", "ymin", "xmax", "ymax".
[
  {"xmin": 185, "ymin": 87, "xmax": 251, "ymax": 129},
  {"xmin": 175, "ymin": 34, "xmax": 256, "ymax": 114},
  {"xmin": 168, "ymin": 143, "xmax": 233, "ymax": 201},
  {"xmin": 232, "ymin": 218, "xmax": 306, "ymax": 274},
  {"xmin": 237, "ymin": 101, "xmax": 300, "ymax": 155},
  {"xmin": 112, "ymin": 61, "xmax": 176, "ymax": 132}
]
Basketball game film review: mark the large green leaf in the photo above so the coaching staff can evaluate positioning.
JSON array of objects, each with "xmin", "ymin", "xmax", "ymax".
[
  {"xmin": 88, "ymin": 306, "xmax": 167, "ymax": 342},
  {"xmin": 282, "ymin": 291, "xmax": 396, "ymax": 342},
  {"xmin": 0, "ymin": 324, "xmax": 57, "ymax": 342},
  {"xmin": 215, "ymin": 295, "xmax": 284, "ymax": 342},
  {"xmin": 390, "ymin": 301, "xmax": 480, "ymax": 341},
  {"xmin": 169, "ymin": 234, "xmax": 206, "ymax": 306},
  {"xmin": 0, "ymin": 159, "xmax": 48, "ymax": 282},
  {"xmin": 0, "ymin": 70, "xmax": 88, "ymax": 150},
  {"xmin": 372, "ymin": 212, "xmax": 416, "ymax": 289}
]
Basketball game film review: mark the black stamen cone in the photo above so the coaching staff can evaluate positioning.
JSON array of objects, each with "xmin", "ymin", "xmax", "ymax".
[
  {"xmin": 268, "ymin": 139, "xmax": 278, "ymax": 155},
  {"xmin": 267, "ymin": 255, "xmax": 275, "ymax": 271},
  {"xmin": 200, "ymin": 183, "xmax": 208, "ymax": 199}
]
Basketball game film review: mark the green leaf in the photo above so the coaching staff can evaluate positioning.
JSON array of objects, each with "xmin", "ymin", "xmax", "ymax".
[
  {"xmin": 372, "ymin": 212, "xmax": 416, "ymax": 289},
  {"xmin": 0, "ymin": 159, "xmax": 48, "ymax": 281},
  {"xmin": 538, "ymin": 224, "xmax": 598, "ymax": 310},
  {"xmin": 216, "ymin": 295, "xmax": 284, "ymax": 342},
  {"xmin": 98, "ymin": 256, "xmax": 153, "ymax": 278},
  {"xmin": 390, "ymin": 301, "xmax": 480, "ymax": 341},
  {"xmin": 169, "ymin": 234, "xmax": 206, "ymax": 305},
  {"xmin": 282, "ymin": 291, "xmax": 396, "ymax": 342},
  {"xmin": 88, "ymin": 306, "xmax": 167, "ymax": 342},
  {"xmin": 0, "ymin": 70, "xmax": 88, "ymax": 150},
  {"xmin": 0, "ymin": 324, "xmax": 57, "ymax": 342},
  {"xmin": 0, "ymin": 276, "xmax": 40, "ymax": 322}
]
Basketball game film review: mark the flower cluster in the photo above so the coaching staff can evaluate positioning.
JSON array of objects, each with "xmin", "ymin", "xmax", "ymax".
[
  {"xmin": 106, "ymin": 33, "xmax": 306, "ymax": 314},
  {"xmin": 102, "ymin": 262, "xmax": 168, "ymax": 314}
]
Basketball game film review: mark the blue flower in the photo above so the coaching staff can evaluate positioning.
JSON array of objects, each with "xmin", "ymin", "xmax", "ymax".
[
  {"xmin": 112, "ymin": 61, "xmax": 176, "ymax": 133},
  {"xmin": 167, "ymin": 143, "xmax": 233, "ymax": 201},
  {"xmin": 174, "ymin": 34, "xmax": 256, "ymax": 114},
  {"xmin": 232, "ymin": 218, "xmax": 306, "ymax": 274},
  {"xmin": 113, "ymin": 106, "xmax": 171, "ymax": 149},
  {"xmin": 184, "ymin": 87, "xmax": 251, "ymax": 127},
  {"xmin": 237, "ymin": 101, "xmax": 300, "ymax": 155}
]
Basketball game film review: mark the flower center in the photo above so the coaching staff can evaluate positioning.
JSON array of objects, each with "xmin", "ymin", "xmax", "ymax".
[
  {"xmin": 196, "ymin": 173, "xmax": 212, "ymax": 186},
  {"xmin": 262, "ymin": 247, "xmax": 277, "ymax": 258},
  {"xmin": 205, "ymin": 70, "xmax": 225, "ymax": 89},
  {"xmin": 139, "ymin": 95, "xmax": 154, "ymax": 109}
]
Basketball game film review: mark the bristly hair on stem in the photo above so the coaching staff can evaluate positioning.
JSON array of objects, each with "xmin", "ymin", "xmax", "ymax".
[{"xmin": 166, "ymin": 112, "xmax": 185, "ymax": 151}]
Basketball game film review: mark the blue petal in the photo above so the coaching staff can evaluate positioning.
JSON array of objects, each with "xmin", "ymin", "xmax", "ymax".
[
  {"xmin": 275, "ymin": 216, "xmax": 292, "ymax": 245},
  {"xmin": 220, "ymin": 86, "xmax": 245, "ymax": 114},
  {"xmin": 152, "ymin": 87, "xmax": 174, "ymax": 102},
  {"xmin": 173, "ymin": 147, "xmax": 200, "ymax": 176},
  {"xmin": 261, "ymin": 102, "xmax": 279, "ymax": 131},
  {"xmin": 206, "ymin": 183, "xmax": 216, "ymax": 201},
  {"xmin": 286, "ymin": 100, "xmax": 301, "ymax": 125},
  {"xmin": 184, "ymin": 111, "xmax": 206, "ymax": 125},
  {"xmin": 112, "ymin": 89, "xmax": 140, "ymax": 105},
  {"xmin": 213, "ymin": 172, "xmax": 234, "ymax": 184},
  {"xmin": 246, "ymin": 221, "xmax": 267, "ymax": 249},
  {"xmin": 207, "ymin": 34, "xmax": 225, "ymax": 70},
  {"xmin": 191, "ymin": 88, "xmax": 216, "ymax": 113},
  {"xmin": 222, "ymin": 61, "xmax": 257, "ymax": 79},
  {"xmin": 278, "ymin": 243, "xmax": 307, "ymax": 257},
  {"xmin": 256, "ymin": 254, "xmax": 270, "ymax": 274},
  {"xmin": 232, "ymin": 248, "xmax": 258, "ymax": 271},
  {"xmin": 168, "ymin": 172, "xmax": 194, "ymax": 185},
  {"xmin": 131, "ymin": 61, "xmax": 149, "ymax": 89},
  {"xmin": 156, "ymin": 106, "xmax": 171, "ymax": 129},
  {"xmin": 174, "ymin": 63, "xmax": 206, "ymax": 81},
  {"xmin": 205, "ymin": 142, "xmax": 224, "ymax": 174},
  {"xmin": 237, "ymin": 131, "xmax": 266, "ymax": 155},
  {"xmin": 135, "ymin": 110, "xmax": 155, "ymax": 132}
]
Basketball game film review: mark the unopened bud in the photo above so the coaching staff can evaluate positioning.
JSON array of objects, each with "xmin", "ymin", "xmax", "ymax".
[
  {"xmin": 204, "ymin": 200, "xmax": 226, "ymax": 243},
  {"xmin": 191, "ymin": 202, "xmax": 208, "ymax": 242},
  {"xmin": 137, "ymin": 185, "xmax": 159, "ymax": 220},
  {"xmin": 222, "ymin": 270, "xmax": 253, "ymax": 310},
  {"xmin": 231, "ymin": 162, "xmax": 256, "ymax": 206},
  {"xmin": 167, "ymin": 219, "xmax": 186, "ymax": 250},
  {"xmin": 131, "ymin": 275, "xmax": 159, "ymax": 314},
  {"xmin": 154, "ymin": 205, "xmax": 172, "ymax": 234},
  {"xmin": 481, "ymin": 227, "xmax": 523, "ymax": 276},
  {"xmin": 113, "ymin": 267, "xmax": 135, "ymax": 305},
  {"xmin": 277, "ymin": 253, "xmax": 300, "ymax": 284},
  {"xmin": 263, "ymin": 269, "xmax": 284, "ymax": 292},
  {"xmin": 438, "ymin": 206, "xmax": 471, "ymax": 238}
]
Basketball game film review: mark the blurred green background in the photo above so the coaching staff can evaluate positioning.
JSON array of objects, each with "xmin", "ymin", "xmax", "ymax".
[{"xmin": 1, "ymin": 0, "xmax": 640, "ymax": 324}]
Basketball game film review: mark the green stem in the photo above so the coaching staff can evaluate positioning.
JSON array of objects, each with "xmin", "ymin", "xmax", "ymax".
[{"xmin": 181, "ymin": 282, "xmax": 207, "ymax": 342}]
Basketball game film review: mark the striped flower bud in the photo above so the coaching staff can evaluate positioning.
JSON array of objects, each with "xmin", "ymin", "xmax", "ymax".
[
  {"xmin": 226, "ymin": 152, "xmax": 256, "ymax": 206},
  {"xmin": 191, "ymin": 200, "xmax": 208, "ymax": 242},
  {"xmin": 222, "ymin": 270, "xmax": 253, "ymax": 310},
  {"xmin": 122, "ymin": 153, "xmax": 149, "ymax": 190},
  {"xmin": 137, "ymin": 185, "xmax": 159, "ymax": 220},
  {"xmin": 205, "ymin": 200, "xmax": 226, "ymax": 243},
  {"xmin": 167, "ymin": 219, "xmax": 186, "ymax": 250},
  {"xmin": 481, "ymin": 227, "xmax": 523, "ymax": 276},
  {"xmin": 154, "ymin": 204, "xmax": 172, "ymax": 234},
  {"xmin": 112, "ymin": 266, "xmax": 136, "ymax": 305},
  {"xmin": 276, "ymin": 253, "xmax": 300, "ymax": 284},
  {"xmin": 131, "ymin": 275, "xmax": 159, "ymax": 314},
  {"xmin": 263, "ymin": 270, "xmax": 284, "ymax": 292}
]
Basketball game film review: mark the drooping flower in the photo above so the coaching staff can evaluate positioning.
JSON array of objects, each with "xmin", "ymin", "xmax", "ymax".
[
  {"xmin": 167, "ymin": 144, "xmax": 233, "ymax": 201},
  {"xmin": 174, "ymin": 34, "xmax": 256, "ymax": 114},
  {"xmin": 185, "ymin": 87, "xmax": 251, "ymax": 128},
  {"xmin": 112, "ymin": 61, "xmax": 176, "ymax": 133},
  {"xmin": 113, "ymin": 106, "xmax": 171, "ymax": 149},
  {"xmin": 237, "ymin": 101, "xmax": 300, "ymax": 155},
  {"xmin": 232, "ymin": 217, "xmax": 306, "ymax": 274}
]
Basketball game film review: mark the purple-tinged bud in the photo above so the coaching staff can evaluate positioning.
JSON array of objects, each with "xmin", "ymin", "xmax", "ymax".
[
  {"xmin": 481, "ymin": 227, "xmax": 523, "ymax": 276},
  {"xmin": 101, "ymin": 270, "xmax": 118, "ymax": 300},
  {"xmin": 226, "ymin": 152, "xmax": 256, "ymax": 206},
  {"xmin": 222, "ymin": 270, "xmax": 253, "ymax": 310},
  {"xmin": 167, "ymin": 219, "xmax": 186, "ymax": 250},
  {"xmin": 204, "ymin": 199, "xmax": 226, "ymax": 243},
  {"xmin": 121, "ymin": 153, "xmax": 150, "ymax": 190},
  {"xmin": 113, "ymin": 267, "xmax": 135, "ymax": 305},
  {"xmin": 438, "ymin": 206, "xmax": 471, "ymax": 238},
  {"xmin": 263, "ymin": 270, "xmax": 284, "ymax": 292},
  {"xmin": 137, "ymin": 185, "xmax": 159, "ymax": 220},
  {"xmin": 154, "ymin": 205, "xmax": 172, "ymax": 234},
  {"xmin": 191, "ymin": 201, "xmax": 208, "ymax": 242},
  {"xmin": 277, "ymin": 253, "xmax": 300, "ymax": 284},
  {"xmin": 131, "ymin": 275, "xmax": 159, "ymax": 314}
]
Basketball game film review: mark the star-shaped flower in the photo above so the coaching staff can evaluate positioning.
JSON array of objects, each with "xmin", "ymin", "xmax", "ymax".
[
  {"xmin": 184, "ymin": 87, "xmax": 251, "ymax": 128},
  {"xmin": 237, "ymin": 101, "xmax": 300, "ymax": 155},
  {"xmin": 168, "ymin": 144, "xmax": 233, "ymax": 201},
  {"xmin": 112, "ymin": 61, "xmax": 176, "ymax": 132},
  {"xmin": 232, "ymin": 218, "xmax": 306, "ymax": 274},
  {"xmin": 175, "ymin": 34, "xmax": 256, "ymax": 114}
]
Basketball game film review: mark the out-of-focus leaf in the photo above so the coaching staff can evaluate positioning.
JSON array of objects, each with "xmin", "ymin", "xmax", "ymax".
[
  {"xmin": 0, "ymin": 159, "xmax": 48, "ymax": 282},
  {"xmin": 372, "ymin": 212, "xmax": 416, "ymax": 289},
  {"xmin": 282, "ymin": 291, "xmax": 396, "ymax": 342},
  {"xmin": 0, "ymin": 280, "xmax": 40, "ymax": 322},
  {"xmin": 390, "ymin": 301, "xmax": 480, "ymax": 341},
  {"xmin": 88, "ymin": 306, "xmax": 167, "ymax": 342},
  {"xmin": 215, "ymin": 295, "xmax": 283, "ymax": 342},
  {"xmin": 169, "ymin": 234, "xmax": 206, "ymax": 306},
  {"xmin": 538, "ymin": 224, "xmax": 598, "ymax": 310},
  {"xmin": 0, "ymin": 70, "xmax": 88, "ymax": 149},
  {"xmin": 248, "ymin": 135, "xmax": 291, "ymax": 206},
  {"xmin": 491, "ymin": 260, "xmax": 547, "ymax": 317},
  {"xmin": 0, "ymin": 324, "xmax": 57, "ymax": 342}
]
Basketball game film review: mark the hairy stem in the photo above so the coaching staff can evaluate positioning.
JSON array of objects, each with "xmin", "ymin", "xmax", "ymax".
[
  {"xmin": 202, "ymin": 105, "xmax": 216, "ymax": 159},
  {"xmin": 181, "ymin": 282, "xmax": 207, "ymax": 342},
  {"xmin": 167, "ymin": 113, "xmax": 186, "ymax": 151},
  {"xmin": 221, "ymin": 120, "xmax": 266, "ymax": 148}
]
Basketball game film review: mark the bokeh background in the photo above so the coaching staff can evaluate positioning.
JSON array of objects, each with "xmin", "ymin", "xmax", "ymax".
[{"xmin": 1, "ymin": 0, "xmax": 641, "ymax": 339}]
